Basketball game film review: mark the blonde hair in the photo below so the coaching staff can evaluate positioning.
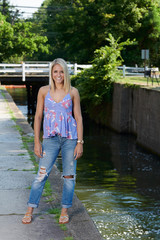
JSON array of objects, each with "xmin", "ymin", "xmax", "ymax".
[{"xmin": 50, "ymin": 58, "xmax": 71, "ymax": 93}]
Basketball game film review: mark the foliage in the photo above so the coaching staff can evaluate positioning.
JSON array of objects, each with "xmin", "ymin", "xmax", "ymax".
[
  {"xmin": 0, "ymin": 0, "xmax": 21, "ymax": 24},
  {"xmin": 29, "ymin": 0, "xmax": 160, "ymax": 65},
  {"xmin": 72, "ymin": 34, "xmax": 134, "ymax": 110},
  {"xmin": 0, "ymin": 12, "xmax": 48, "ymax": 62}
]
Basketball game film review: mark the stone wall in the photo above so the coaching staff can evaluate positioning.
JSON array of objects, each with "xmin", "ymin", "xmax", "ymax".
[{"xmin": 110, "ymin": 83, "xmax": 160, "ymax": 156}]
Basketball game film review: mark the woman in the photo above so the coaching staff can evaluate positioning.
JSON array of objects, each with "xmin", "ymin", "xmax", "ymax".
[{"xmin": 22, "ymin": 58, "xmax": 83, "ymax": 224}]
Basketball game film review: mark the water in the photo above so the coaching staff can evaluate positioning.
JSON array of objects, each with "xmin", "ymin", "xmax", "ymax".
[{"xmin": 7, "ymin": 87, "xmax": 160, "ymax": 240}]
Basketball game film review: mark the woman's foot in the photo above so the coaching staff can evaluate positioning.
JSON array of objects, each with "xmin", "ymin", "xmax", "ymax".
[
  {"xmin": 22, "ymin": 212, "xmax": 32, "ymax": 224},
  {"xmin": 59, "ymin": 214, "xmax": 69, "ymax": 224},
  {"xmin": 59, "ymin": 208, "xmax": 69, "ymax": 224},
  {"xmin": 22, "ymin": 207, "xmax": 33, "ymax": 224}
]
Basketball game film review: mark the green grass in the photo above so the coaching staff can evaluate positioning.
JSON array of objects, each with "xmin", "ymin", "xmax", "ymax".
[
  {"xmin": 116, "ymin": 76, "xmax": 160, "ymax": 88},
  {"xmin": 44, "ymin": 197, "xmax": 54, "ymax": 202},
  {"xmin": 48, "ymin": 208, "xmax": 61, "ymax": 215},
  {"xmin": 22, "ymin": 136, "xmax": 34, "ymax": 143},
  {"xmin": 64, "ymin": 237, "xmax": 74, "ymax": 240},
  {"xmin": 18, "ymin": 153, "xmax": 26, "ymax": 156},
  {"xmin": 47, "ymin": 208, "xmax": 69, "ymax": 231}
]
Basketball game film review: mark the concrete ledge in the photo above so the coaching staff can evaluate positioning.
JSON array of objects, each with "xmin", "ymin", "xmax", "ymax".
[{"xmin": 2, "ymin": 87, "xmax": 103, "ymax": 240}]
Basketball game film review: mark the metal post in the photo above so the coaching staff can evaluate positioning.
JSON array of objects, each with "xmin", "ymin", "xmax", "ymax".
[
  {"xmin": 123, "ymin": 65, "xmax": 126, "ymax": 78},
  {"xmin": 74, "ymin": 63, "xmax": 77, "ymax": 75},
  {"xmin": 22, "ymin": 62, "xmax": 25, "ymax": 82}
]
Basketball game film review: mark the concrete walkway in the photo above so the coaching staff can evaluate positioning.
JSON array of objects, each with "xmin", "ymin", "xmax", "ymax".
[{"xmin": 0, "ymin": 87, "xmax": 103, "ymax": 240}]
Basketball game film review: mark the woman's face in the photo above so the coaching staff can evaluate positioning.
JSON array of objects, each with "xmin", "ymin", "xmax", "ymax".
[{"xmin": 52, "ymin": 64, "xmax": 64, "ymax": 85}]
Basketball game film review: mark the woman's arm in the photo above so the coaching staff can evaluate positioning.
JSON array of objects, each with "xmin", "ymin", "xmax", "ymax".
[
  {"xmin": 72, "ymin": 87, "xmax": 83, "ymax": 160},
  {"xmin": 34, "ymin": 86, "xmax": 46, "ymax": 158}
]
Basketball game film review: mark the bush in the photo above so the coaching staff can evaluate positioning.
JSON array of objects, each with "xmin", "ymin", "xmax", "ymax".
[{"xmin": 72, "ymin": 34, "xmax": 134, "ymax": 112}]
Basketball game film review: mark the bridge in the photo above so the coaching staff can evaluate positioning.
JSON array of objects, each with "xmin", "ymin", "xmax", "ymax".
[
  {"xmin": 0, "ymin": 62, "xmax": 92, "ymax": 85},
  {"xmin": 0, "ymin": 62, "xmax": 92, "ymax": 114}
]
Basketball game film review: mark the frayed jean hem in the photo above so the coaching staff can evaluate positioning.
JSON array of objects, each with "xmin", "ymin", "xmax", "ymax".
[
  {"xmin": 27, "ymin": 203, "xmax": 38, "ymax": 208},
  {"xmin": 62, "ymin": 204, "xmax": 72, "ymax": 209}
]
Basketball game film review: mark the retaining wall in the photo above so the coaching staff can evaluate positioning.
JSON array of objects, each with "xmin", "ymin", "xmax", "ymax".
[{"xmin": 110, "ymin": 83, "xmax": 160, "ymax": 155}]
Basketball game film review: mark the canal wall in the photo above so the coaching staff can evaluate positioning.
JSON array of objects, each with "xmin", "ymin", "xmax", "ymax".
[{"xmin": 110, "ymin": 83, "xmax": 160, "ymax": 156}]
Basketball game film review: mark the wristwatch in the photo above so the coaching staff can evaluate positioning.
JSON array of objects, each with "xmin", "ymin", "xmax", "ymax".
[{"xmin": 77, "ymin": 140, "xmax": 84, "ymax": 144}]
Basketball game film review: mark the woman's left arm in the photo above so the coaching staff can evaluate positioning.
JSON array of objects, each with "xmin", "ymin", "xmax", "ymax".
[{"xmin": 72, "ymin": 87, "xmax": 83, "ymax": 160}]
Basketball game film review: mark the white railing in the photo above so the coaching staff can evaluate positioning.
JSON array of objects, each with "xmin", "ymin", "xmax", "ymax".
[
  {"xmin": 118, "ymin": 65, "xmax": 160, "ymax": 78},
  {"xmin": 0, "ymin": 63, "xmax": 158, "ymax": 81},
  {"xmin": 0, "ymin": 62, "xmax": 92, "ymax": 82},
  {"xmin": 118, "ymin": 65, "xmax": 145, "ymax": 77}
]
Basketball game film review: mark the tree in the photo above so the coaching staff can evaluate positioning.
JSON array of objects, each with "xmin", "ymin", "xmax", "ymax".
[
  {"xmin": 0, "ymin": 13, "xmax": 48, "ymax": 62},
  {"xmin": 31, "ymin": 0, "xmax": 113, "ymax": 62},
  {"xmin": 29, "ymin": 0, "xmax": 160, "ymax": 65},
  {"xmin": 0, "ymin": 0, "xmax": 21, "ymax": 24}
]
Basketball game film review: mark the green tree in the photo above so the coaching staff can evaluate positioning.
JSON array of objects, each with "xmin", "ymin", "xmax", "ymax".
[
  {"xmin": 0, "ymin": 13, "xmax": 48, "ymax": 62},
  {"xmin": 31, "ymin": 0, "xmax": 113, "ymax": 62},
  {"xmin": 0, "ymin": 0, "xmax": 21, "ymax": 24},
  {"xmin": 29, "ymin": 0, "xmax": 160, "ymax": 65}
]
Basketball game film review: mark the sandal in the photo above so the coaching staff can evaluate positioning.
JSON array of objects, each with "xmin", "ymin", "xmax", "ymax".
[
  {"xmin": 22, "ymin": 212, "xmax": 32, "ymax": 224},
  {"xmin": 59, "ymin": 214, "xmax": 69, "ymax": 224}
]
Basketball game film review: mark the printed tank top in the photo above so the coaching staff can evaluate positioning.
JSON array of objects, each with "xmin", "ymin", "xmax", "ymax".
[{"xmin": 43, "ymin": 90, "xmax": 77, "ymax": 139}]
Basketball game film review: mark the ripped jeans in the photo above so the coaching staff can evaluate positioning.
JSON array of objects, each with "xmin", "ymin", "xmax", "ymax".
[{"xmin": 28, "ymin": 135, "xmax": 77, "ymax": 209}]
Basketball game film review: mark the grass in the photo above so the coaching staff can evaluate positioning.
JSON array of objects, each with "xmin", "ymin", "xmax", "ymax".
[
  {"xmin": 22, "ymin": 136, "xmax": 34, "ymax": 143},
  {"xmin": 64, "ymin": 237, "xmax": 74, "ymax": 240},
  {"xmin": 18, "ymin": 153, "xmax": 26, "ymax": 156},
  {"xmin": 116, "ymin": 76, "xmax": 160, "ymax": 88},
  {"xmin": 48, "ymin": 208, "xmax": 68, "ymax": 231}
]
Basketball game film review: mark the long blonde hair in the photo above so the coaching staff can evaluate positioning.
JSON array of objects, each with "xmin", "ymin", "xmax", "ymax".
[{"xmin": 50, "ymin": 58, "xmax": 71, "ymax": 93}]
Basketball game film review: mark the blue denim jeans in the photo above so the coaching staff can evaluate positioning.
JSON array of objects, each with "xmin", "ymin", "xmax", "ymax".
[{"xmin": 28, "ymin": 135, "xmax": 77, "ymax": 209}]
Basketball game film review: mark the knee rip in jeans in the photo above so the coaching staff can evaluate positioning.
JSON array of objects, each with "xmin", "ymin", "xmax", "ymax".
[
  {"xmin": 63, "ymin": 175, "xmax": 75, "ymax": 180},
  {"xmin": 37, "ymin": 166, "xmax": 48, "ymax": 182}
]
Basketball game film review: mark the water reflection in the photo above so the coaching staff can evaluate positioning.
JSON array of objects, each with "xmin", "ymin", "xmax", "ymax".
[{"xmin": 7, "ymin": 87, "xmax": 160, "ymax": 240}]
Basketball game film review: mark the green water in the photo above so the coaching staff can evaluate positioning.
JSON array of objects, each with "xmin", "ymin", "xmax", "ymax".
[{"xmin": 7, "ymin": 87, "xmax": 160, "ymax": 240}]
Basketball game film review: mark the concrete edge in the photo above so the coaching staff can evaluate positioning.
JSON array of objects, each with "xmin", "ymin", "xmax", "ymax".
[{"xmin": 2, "ymin": 87, "xmax": 103, "ymax": 240}]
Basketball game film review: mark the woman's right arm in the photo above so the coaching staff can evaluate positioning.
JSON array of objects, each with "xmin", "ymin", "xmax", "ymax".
[{"xmin": 34, "ymin": 87, "xmax": 45, "ymax": 158}]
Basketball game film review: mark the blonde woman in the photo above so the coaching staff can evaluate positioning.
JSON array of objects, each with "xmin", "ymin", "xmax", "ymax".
[{"xmin": 22, "ymin": 58, "xmax": 83, "ymax": 224}]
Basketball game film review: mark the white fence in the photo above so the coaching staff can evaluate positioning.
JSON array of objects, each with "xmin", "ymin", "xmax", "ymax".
[
  {"xmin": 0, "ymin": 63, "xmax": 158, "ymax": 81},
  {"xmin": 0, "ymin": 62, "xmax": 92, "ymax": 82},
  {"xmin": 118, "ymin": 65, "xmax": 145, "ymax": 77}
]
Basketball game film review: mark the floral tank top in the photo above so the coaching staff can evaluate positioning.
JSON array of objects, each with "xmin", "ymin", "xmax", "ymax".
[{"xmin": 43, "ymin": 90, "xmax": 78, "ymax": 139}]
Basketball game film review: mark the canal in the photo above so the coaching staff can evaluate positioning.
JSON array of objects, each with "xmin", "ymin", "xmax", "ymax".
[{"xmin": 7, "ymin": 87, "xmax": 160, "ymax": 240}]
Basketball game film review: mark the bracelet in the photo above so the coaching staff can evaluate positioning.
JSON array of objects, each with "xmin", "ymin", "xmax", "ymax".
[{"xmin": 77, "ymin": 140, "xmax": 84, "ymax": 144}]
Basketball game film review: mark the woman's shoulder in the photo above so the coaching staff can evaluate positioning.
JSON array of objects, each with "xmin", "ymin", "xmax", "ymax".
[
  {"xmin": 70, "ymin": 86, "xmax": 80, "ymax": 100},
  {"xmin": 70, "ymin": 86, "xmax": 79, "ymax": 96},
  {"xmin": 39, "ymin": 85, "xmax": 50, "ymax": 96}
]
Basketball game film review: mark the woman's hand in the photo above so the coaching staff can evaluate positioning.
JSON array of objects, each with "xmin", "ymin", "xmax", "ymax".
[
  {"xmin": 34, "ymin": 142, "xmax": 42, "ymax": 158},
  {"xmin": 74, "ymin": 143, "xmax": 83, "ymax": 160}
]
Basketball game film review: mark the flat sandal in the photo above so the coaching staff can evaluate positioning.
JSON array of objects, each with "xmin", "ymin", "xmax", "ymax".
[
  {"xmin": 22, "ymin": 212, "xmax": 32, "ymax": 224},
  {"xmin": 59, "ymin": 214, "xmax": 69, "ymax": 224}
]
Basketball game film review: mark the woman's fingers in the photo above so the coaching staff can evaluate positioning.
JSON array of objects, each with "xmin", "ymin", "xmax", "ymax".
[{"xmin": 34, "ymin": 144, "xmax": 42, "ymax": 158}]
